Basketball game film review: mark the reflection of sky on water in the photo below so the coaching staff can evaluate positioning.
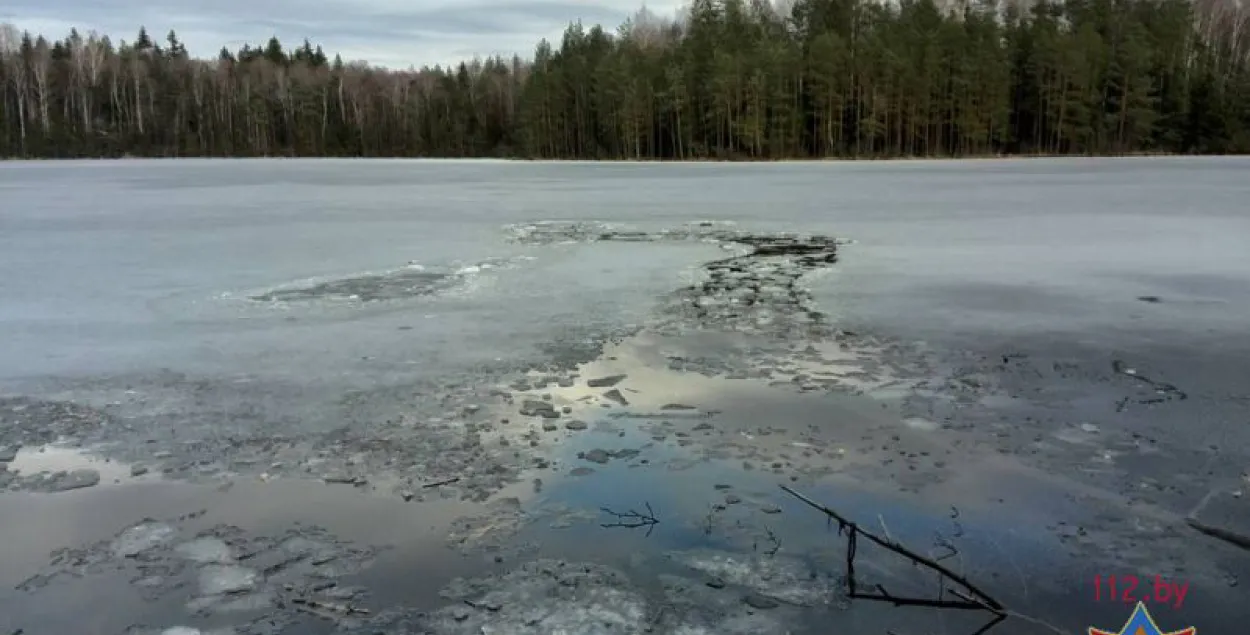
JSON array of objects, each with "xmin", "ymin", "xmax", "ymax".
[{"xmin": 520, "ymin": 417, "xmax": 1102, "ymax": 635}]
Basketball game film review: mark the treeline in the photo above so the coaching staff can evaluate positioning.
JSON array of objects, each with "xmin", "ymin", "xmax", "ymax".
[{"xmin": 1, "ymin": 0, "xmax": 1248, "ymax": 159}]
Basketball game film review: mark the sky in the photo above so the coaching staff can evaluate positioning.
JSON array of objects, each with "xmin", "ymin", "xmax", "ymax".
[{"xmin": 2, "ymin": 0, "xmax": 685, "ymax": 69}]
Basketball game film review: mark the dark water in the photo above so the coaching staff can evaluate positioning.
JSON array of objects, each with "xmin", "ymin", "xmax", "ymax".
[{"xmin": 2, "ymin": 157, "xmax": 1249, "ymax": 634}]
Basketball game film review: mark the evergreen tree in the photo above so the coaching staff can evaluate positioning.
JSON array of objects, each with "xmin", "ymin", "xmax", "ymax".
[{"xmin": 1, "ymin": 0, "xmax": 1248, "ymax": 159}]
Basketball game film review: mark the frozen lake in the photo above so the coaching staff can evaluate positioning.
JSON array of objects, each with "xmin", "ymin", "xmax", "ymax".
[
  {"xmin": 1, "ymin": 157, "xmax": 1248, "ymax": 634},
  {"xmin": 3, "ymin": 158, "xmax": 1248, "ymax": 380}
]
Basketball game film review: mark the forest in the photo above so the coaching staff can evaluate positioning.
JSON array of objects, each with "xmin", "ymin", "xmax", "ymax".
[{"xmin": 1, "ymin": 0, "xmax": 1248, "ymax": 159}]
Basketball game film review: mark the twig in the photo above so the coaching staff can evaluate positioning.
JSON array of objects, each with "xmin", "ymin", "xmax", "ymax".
[
  {"xmin": 971, "ymin": 612, "xmax": 1008, "ymax": 635},
  {"xmin": 1185, "ymin": 517, "xmax": 1250, "ymax": 550},
  {"xmin": 753, "ymin": 522, "xmax": 781, "ymax": 557},
  {"xmin": 601, "ymin": 502, "xmax": 660, "ymax": 537},
  {"xmin": 878, "ymin": 514, "xmax": 895, "ymax": 544},
  {"xmin": 780, "ymin": 485, "xmax": 1005, "ymax": 615},
  {"xmin": 1185, "ymin": 490, "xmax": 1250, "ymax": 551},
  {"xmin": 422, "ymin": 477, "xmax": 461, "ymax": 488},
  {"xmin": 290, "ymin": 596, "xmax": 370, "ymax": 617}
]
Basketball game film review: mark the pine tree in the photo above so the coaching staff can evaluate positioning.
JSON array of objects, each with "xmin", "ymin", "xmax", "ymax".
[{"xmin": 1, "ymin": 0, "xmax": 1248, "ymax": 159}]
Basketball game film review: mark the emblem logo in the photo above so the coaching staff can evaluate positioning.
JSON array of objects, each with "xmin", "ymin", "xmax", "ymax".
[{"xmin": 1088, "ymin": 601, "xmax": 1195, "ymax": 635}]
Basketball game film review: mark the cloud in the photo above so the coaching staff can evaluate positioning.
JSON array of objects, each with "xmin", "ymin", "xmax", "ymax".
[{"xmin": 2, "ymin": 0, "xmax": 686, "ymax": 68}]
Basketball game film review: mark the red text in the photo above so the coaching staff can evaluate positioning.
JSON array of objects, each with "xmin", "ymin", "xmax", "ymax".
[{"xmin": 1092, "ymin": 574, "xmax": 1189, "ymax": 610}]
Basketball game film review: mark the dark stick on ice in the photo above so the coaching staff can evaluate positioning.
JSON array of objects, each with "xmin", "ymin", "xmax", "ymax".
[
  {"xmin": 779, "ymin": 485, "xmax": 1005, "ymax": 616},
  {"xmin": 422, "ymin": 477, "xmax": 461, "ymax": 488},
  {"xmin": 1186, "ymin": 490, "xmax": 1250, "ymax": 551},
  {"xmin": 600, "ymin": 502, "xmax": 660, "ymax": 536},
  {"xmin": 1186, "ymin": 518, "xmax": 1250, "ymax": 551},
  {"xmin": 950, "ymin": 590, "xmax": 1010, "ymax": 635},
  {"xmin": 887, "ymin": 612, "xmax": 1007, "ymax": 635},
  {"xmin": 290, "ymin": 596, "xmax": 370, "ymax": 617}
]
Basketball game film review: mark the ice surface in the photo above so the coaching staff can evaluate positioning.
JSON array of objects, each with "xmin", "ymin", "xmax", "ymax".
[
  {"xmin": 175, "ymin": 537, "xmax": 235, "ymax": 564},
  {"xmin": 198, "ymin": 565, "xmax": 258, "ymax": 595},
  {"xmin": 112, "ymin": 522, "xmax": 177, "ymax": 558}
]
